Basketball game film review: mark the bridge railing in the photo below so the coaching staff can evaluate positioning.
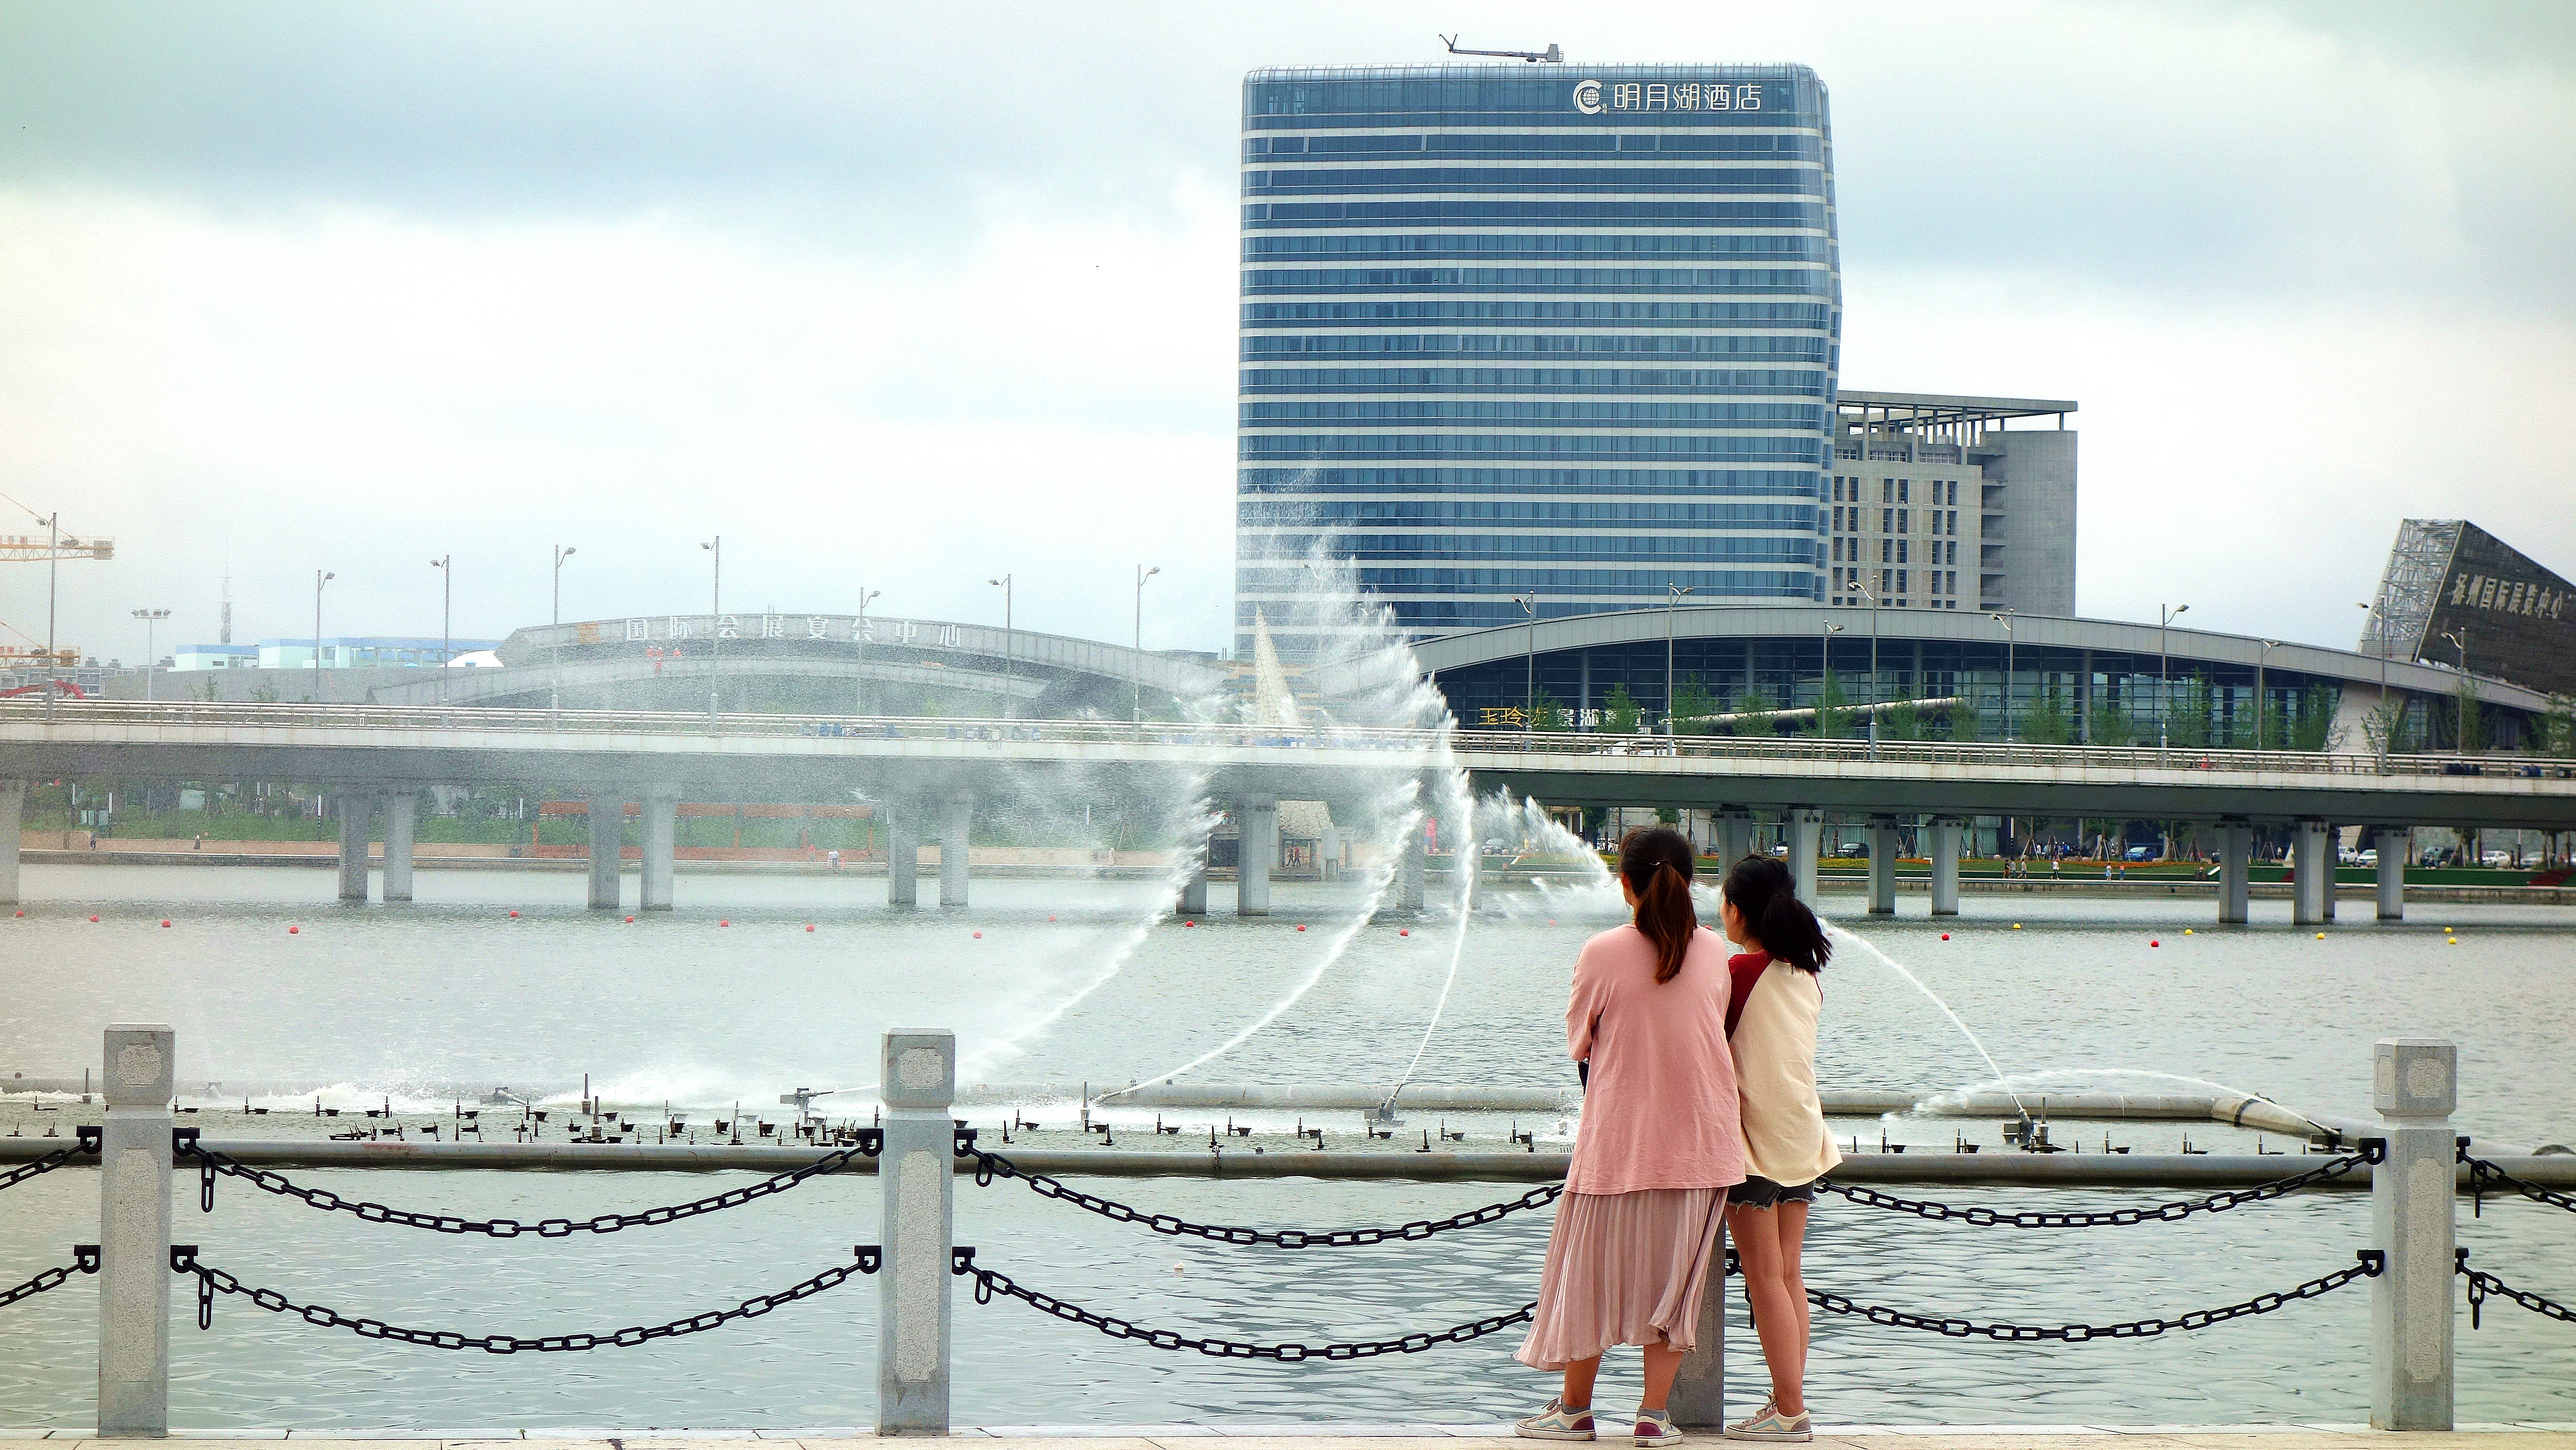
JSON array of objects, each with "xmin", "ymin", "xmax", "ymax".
[{"xmin": 4, "ymin": 697, "xmax": 2572, "ymax": 785}]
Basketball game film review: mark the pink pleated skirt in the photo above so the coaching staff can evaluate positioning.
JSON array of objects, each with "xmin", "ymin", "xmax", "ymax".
[{"xmin": 1514, "ymin": 1187, "xmax": 1728, "ymax": 1370}]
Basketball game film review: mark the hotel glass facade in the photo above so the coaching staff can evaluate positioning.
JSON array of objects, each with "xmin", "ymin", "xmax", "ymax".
[{"xmin": 1236, "ymin": 63, "xmax": 1840, "ymax": 658}]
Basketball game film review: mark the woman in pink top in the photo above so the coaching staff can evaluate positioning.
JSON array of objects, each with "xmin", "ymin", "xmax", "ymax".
[{"xmin": 1515, "ymin": 828, "xmax": 1744, "ymax": 1448}]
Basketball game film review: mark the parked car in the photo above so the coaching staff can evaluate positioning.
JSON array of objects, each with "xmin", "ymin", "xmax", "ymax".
[{"xmin": 2124, "ymin": 845, "xmax": 2156, "ymax": 862}]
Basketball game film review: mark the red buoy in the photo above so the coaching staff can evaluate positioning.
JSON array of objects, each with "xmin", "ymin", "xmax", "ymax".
[
  {"xmin": 972, "ymin": 930, "xmax": 982, "ymax": 939},
  {"xmin": 507, "ymin": 910, "xmax": 519, "ymax": 918},
  {"xmin": 288, "ymin": 925, "xmax": 301, "ymax": 934},
  {"xmin": 805, "ymin": 924, "xmax": 815, "ymax": 932},
  {"xmin": 88, "ymin": 914, "xmax": 100, "ymax": 922},
  {"xmin": 1400, "ymin": 928, "xmax": 1410, "ymax": 937},
  {"xmin": 161, "ymin": 919, "xmax": 171, "ymax": 928},
  {"xmin": 1940, "ymin": 933, "xmax": 1950, "ymax": 940},
  {"xmin": 1296, "ymin": 924, "xmax": 1307, "ymax": 932},
  {"xmin": 624, "ymin": 915, "xmax": 635, "ymax": 923},
  {"xmin": 2150, "ymin": 939, "xmax": 2160, "ymax": 947},
  {"xmin": 719, "ymin": 919, "xmax": 731, "ymax": 927}
]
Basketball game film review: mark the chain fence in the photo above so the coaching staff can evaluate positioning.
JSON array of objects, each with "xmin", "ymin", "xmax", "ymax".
[
  {"xmin": 2458, "ymin": 1249, "xmax": 2576, "ymax": 1330},
  {"xmin": 1802, "ymin": 1251, "xmax": 2384, "ymax": 1341},
  {"xmin": 0, "ymin": 1246, "xmax": 98, "ymax": 1313},
  {"xmin": 0, "ymin": 1128, "xmax": 100, "ymax": 1193},
  {"xmin": 182, "ymin": 1134, "xmax": 879, "ymax": 1236},
  {"xmin": 169, "ymin": 1244, "xmax": 879, "ymax": 1350},
  {"xmin": 2460, "ymin": 1148, "xmax": 2576, "ymax": 1219},
  {"xmin": 964, "ymin": 1143, "xmax": 1561, "ymax": 1247},
  {"xmin": 1816, "ymin": 1144, "xmax": 2381, "ymax": 1228},
  {"xmin": 950, "ymin": 1247, "xmax": 1536, "ymax": 1360}
]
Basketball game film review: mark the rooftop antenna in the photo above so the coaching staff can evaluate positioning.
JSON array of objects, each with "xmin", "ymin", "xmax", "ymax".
[{"xmin": 1440, "ymin": 34, "xmax": 1563, "ymax": 63}]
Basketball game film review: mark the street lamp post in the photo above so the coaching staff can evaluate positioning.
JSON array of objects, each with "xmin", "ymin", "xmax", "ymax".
[
  {"xmin": 1820, "ymin": 619, "xmax": 1844, "ymax": 735},
  {"xmin": 2255, "ymin": 639, "xmax": 2280, "ymax": 750},
  {"xmin": 313, "ymin": 570, "xmax": 335, "ymax": 698},
  {"xmin": 41, "ymin": 511, "xmax": 59, "ymax": 718},
  {"xmin": 2357, "ymin": 599, "xmax": 2392, "ymax": 756},
  {"xmin": 1845, "ymin": 579, "xmax": 1879, "ymax": 756},
  {"xmin": 130, "ymin": 609, "xmax": 169, "ymax": 701},
  {"xmin": 1663, "ymin": 582, "xmax": 1692, "ymax": 736},
  {"xmin": 854, "ymin": 587, "xmax": 882, "ymax": 717},
  {"xmin": 2158, "ymin": 603, "xmax": 2190, "ymax": 753},
  {"xmin": 700, "ymin": 537, "xmax": 721, "ymax": 720},
  {"xmin": 2439, "ymin": 626, "xmax": 2470, "ymax": 752},
  {"xmin": 1988, "ymin": 610, "xmax": 2016, "ymax": 741},
  {"xmin": 988, "ymin": 573, "xmax": 1014, "ymax": 721},
  {"xmin": 1133, "ymin": 564, "xmax": 1159, "ymax": 724},
  {"xmin": 428, "ymin": 556, "xmax": 451, "ymax": 704},
  {"xmin": 1518, "ymin": 591, "xmax": 1538, "ymax": 733},
  {"xmin": 550, "ymin": 545, "xmax": 577, "ymax": 719}
]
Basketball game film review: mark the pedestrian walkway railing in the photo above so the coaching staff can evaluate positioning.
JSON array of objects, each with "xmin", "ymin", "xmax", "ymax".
[
  {"xmin": 8, "ymin": 696, "xmax": 2570, "ymax": 784},
  {"xmin": 3, "ymin": 1030, "xmax": 2568, "ymax": 1436}
]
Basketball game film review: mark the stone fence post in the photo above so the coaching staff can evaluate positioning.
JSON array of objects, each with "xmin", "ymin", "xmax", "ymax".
[
  {"xmin": 877, "ymin": 1029, "xmax": 956, "ymax": 1435},
  {"xmin": 2370, "ymin": 1037, "xmax": 2455, "ymax": 1431},
  {"xmin": 98, "ymin": 1023, "xmax": 174, "ymax": 1437}
]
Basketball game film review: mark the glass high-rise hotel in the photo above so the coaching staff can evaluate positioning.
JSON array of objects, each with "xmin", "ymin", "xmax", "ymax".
[{"xmin": 1236, "ymin": 64, "xmax": 1840, "ymax": 658}]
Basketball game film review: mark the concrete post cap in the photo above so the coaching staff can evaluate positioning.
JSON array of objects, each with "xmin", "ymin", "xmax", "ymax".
[
  {"xmin": 102, "ymin": 1024, "xmax": 175, "ymax": 1106},
  {"xmin": 882, "ymin": 1030, "xmax": 956, "ymax": 1109},
  {"xmin": 2374, "ymin": 1039, "xmax": 2456, "ymax": 1118}
]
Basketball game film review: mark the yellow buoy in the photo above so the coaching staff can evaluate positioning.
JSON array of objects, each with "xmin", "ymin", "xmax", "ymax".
[
  {"xmin": 2315, "ymin": 932, "xmax": 2326, "ymax": 939},
  {"xmin": 2012, "ymin": 923, "xmax": 2023, "ymax": 929},
  {"xmin": 2184, "ymin": 928, "xmax": 2194, "ymax": 934}
]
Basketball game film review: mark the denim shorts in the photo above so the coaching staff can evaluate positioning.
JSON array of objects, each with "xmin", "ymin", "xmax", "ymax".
[{"xmin": 1731, "ymin": 1174, "xmax": 1818, "ymax": 1209}]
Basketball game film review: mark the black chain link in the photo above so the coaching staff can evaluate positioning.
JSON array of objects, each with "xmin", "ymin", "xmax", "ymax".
[
  {"xmin": 169, "ymin": 1244, "xmax": 879, "ymax": 1349},
  {"xmin": 0, "ymin": 1246, "xmax": 99, "ymax": 1313},
  {"xmin": 1802, "ymin": 1250, "xmax": 2383, "ymax": 1341},
  {"xmin": 0, "ymin": 1128, "xmax": 101, "ymax": 1193},
  {"xmin": 950, "ymin": 1247, "xmax": 1535, "ymax": 1360},
  {"xmin": 182, "ymin": 1133, "xmax": 879, "ymax": 1235},
  {"xmin": 2459, "ymin": 1146, "xmax": 2576, "ymax": 1219},
  {"xmin": 1819, "ymin": 1144, "xmax": 2383, "ymax": 1229},
  {"xmin": 2459, "ymin": 1249, "xmax": 2576, "ymax": 1330},
  {"xmin": 964, "ymin": 1145, "xmax": 1562, "ymax": 1247}
]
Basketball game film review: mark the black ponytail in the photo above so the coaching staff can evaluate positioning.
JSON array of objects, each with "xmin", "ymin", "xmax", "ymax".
[
  {"xmin": 1617, "ymin": 827, "xmax": 1699, "ymax": 983},
  {"xmin": 1720, "ymin": 854, "xmax": 1831, "ymax": 975}
]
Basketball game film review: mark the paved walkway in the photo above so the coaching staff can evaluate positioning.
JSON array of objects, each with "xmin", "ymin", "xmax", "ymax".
[{"xmin": 6, "ymin": 1428, "xmax": 2576, "ymax": 1445}]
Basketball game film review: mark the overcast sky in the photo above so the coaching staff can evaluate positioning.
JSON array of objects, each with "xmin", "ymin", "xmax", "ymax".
[{"xmin": 3, "ymin": 0, "xmax": 2571, "ymax": 667}]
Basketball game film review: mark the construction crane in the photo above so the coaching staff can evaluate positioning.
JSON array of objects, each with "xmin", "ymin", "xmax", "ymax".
[
  {"xmin": 1440, "ymin": 35, "xmax": 1563, "ymax": 63},
  {"xmin": 0, "ymin": 532, "xmax": 113, "ymax": 562}
]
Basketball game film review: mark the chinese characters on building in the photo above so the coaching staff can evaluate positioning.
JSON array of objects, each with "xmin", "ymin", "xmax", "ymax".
[
  {"xmin": 2447, "ymin": 572, "xmax": 2570, "ymax": 621},
  {"xmin": 1573, "ymin": 79, "xmax": 1763, "ymax": 115}
]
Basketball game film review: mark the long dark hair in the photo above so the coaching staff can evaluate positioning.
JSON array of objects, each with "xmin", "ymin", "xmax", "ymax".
[
  {"xmin": 1719, "ymin": 854, "xmax": 1831, "ymax": 974},
  {"xmin": 1616, "ymin": 827, "xmax": 1699, "ymax": 983}
]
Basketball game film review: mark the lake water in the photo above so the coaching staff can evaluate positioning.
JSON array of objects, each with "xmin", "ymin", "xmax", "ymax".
[{"xmin": 2, "ymin": 863, "xmax": 2572, "ymax": 1429}]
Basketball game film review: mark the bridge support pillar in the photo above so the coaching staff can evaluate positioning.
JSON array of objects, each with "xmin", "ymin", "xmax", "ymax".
[
  {"xmin": 1237, "ymin": 797, "xmax": 1276, "ymax": 917},
  {"xmin": 1867, "ymin": 817, "xmax": 1899, "ymax": 915},
  {"xmin": 0, "ymin": 779, "xmax": 23, "ymax": 906},
  {"xmin": 585, "ymin": 795, "xmax": 622, "ymax": 910},
  {"xmin": 1178, "ymin": 828, "xmax": 1208, "ymax": 915},
  {"xmin": 334, "ymin": 791, "xmax": 372, "ymax": 902},
  {"xmin": 2375, "ymin": 827, "xmax": 2406, "ymax": 921},
  {"xmin": 939, "ymin": 798, "xmax": 971, "ymax": 907},
  {"xmin": 2293, "ymin": 818, "xmax": 2330, "ymax": 926},
  {"xmin": 2218, "ymin": 823, "xmax": 2252, "ymax": 924},
  {"xmin": 1716, "ymin": 810, "xmax": 1755, "ymax": 870},
  {"xmin": 2370, "ymin": 1038, "xmax": 2456, "ymax": 1431},
  {"xmin": 380, "ymin": 790, "xmax": 416, "ymax": 902},
  {"xmin": 1930, "ymin": 817, "xmax": 1961, "ymax": 917},
  {"xmin": 1787, "ymin": 808, "xmax": 1821, "ymax": 905},
  {"xmin": 888, "ymin": 807, "xmax": 918, "ymax": 907},
  {"xmin": 641, "ymin": 789, "xmax": 677, "ymax": 911}
]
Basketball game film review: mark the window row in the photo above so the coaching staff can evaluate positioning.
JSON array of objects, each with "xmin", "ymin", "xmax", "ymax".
[
  {"xmin": 1260, "ymin": 535, "xmax": 1819, "ymax": 563},
  {"xmin": 1827, "ymin": 506, "xmax": 1964, "ymax": 538},
  {"xmin": 1243, "ymin": 334, "xmax": 1832, "ymax": 360},
  {"xmin": 1245, "ymin": 233, "xmax": 1831, "ymax": 260},
  {"xmin": 1238, "ymin": 467, "xmax": 1826, "ymax": 496},
  {"xmin": 1247, "ymin": 200, "xmax": 1830, "ymax": 227},
  {"xmin": 1243, "ymin": 400, "xmax": 1827, "ymax": 425},
  {"xmin": 1242, "ymin": 434, "xmax": 1827, "ymax": 461},
  {"xmin": 1830, "ymin": 475, "xmax": 1962, "ymax": 506},
  {"xmin": 1238, "ymin": 565, "xmax": 1821, "ymax": 595},
  {"xmin": 1246, "ymin": 133, "xmax": 1824, "ymax": 159},
  {"xmin": 1243, "ymin": 167, "xmax": 1824, "ymax": 197},
  {"xmin": 1239, "ymin": 499, "xmax": 1819, "ymax": 526},
  {"xmin": 1240, "ymin": 366, "xmax": 1829, "ymax": 395},
  {"xmin": 1243, "ymin": 266, "xmax": 1832, "ymax": 294},
  {"xmin": 1242, "ymin": 299, "xmax": 1833, "ymax": 326}
]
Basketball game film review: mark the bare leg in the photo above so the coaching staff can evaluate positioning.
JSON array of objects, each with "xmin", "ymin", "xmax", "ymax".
[
  {"xmin": 1726, "ymin": 1204, "xmax": 1808, "ymax": 1417},
  {"xmin": 1779, "ymin": 1199, "xmax": 1811, "ymax": 1401},
  {"xmin": 1561, "ymin": 1354, "xmax": 1601, "ymax": 1412},
  {"xmin": 1641, "ymin": 1340, "xmax": 1685, "ymax": 1413}
]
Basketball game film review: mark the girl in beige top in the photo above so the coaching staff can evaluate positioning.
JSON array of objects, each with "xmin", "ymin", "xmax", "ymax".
[{"xmin": 1716, "ymin": 854, "xmax": 1838, "ymax": 1443}]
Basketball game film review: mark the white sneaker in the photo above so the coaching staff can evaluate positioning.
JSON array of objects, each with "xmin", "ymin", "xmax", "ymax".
[
  {"xmin": 1516, "ymin": 1398, "xmax": 1598, "ymax": 1441},
  {"xmin": 1723, "ymin": 1406, "xmax": 1811, "ymax": 1442},
  {"xmin": 1632, "ymin": 1407, "xmax": 1684, "ymax": 1446}
]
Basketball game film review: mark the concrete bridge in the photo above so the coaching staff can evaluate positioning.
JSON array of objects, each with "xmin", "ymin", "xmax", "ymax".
[{"xmin": 4, "ymin": 698, "xmax": 2571, "ymax": 923}]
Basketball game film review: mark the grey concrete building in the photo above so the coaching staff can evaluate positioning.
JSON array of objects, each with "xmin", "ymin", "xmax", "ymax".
[{"xmin": 1827, "ymin": 390, "xmax": 2077, "ymax": 618}]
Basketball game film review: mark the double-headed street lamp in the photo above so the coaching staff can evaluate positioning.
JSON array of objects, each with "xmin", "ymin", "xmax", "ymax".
[
  {"xmin": 700, "ymin": 537, "xmax": 722, "ymax": 720},
  {"xmin": 2158, "ymin": 603, "xmax": 2190, "ymax": 752},
  {"xmin": 428, "ymin": 556, "xmax": 452, "ymax": 704},
  {"xmin": 2357, "ymin": 598, "xmax": 2393, "ymax": 756},
  {"xmin": 313, "ymin": 570, "xmax": 335, "ymax": 692},
  {"xmin": 1845, "ymin": 578, "xmax": 1880, "ymax": 755},
  {"xmin": 988, "ymin": 573, "xmax": 1014, "ymax": 720},
  {"xmin": 551, "ymin": 545, "xmax": 578, "ymax": 718},
  {"xmin": 855, "ymin": 587, "xmax": 882, "ymax": 717},
  {"xmin": 1133, "ymin": 565, "xmax": 1159, "ymax": 723},
  {"xmin": 1517, "ymin": 591, "xmax": 1539, "ymax": 732},
  {"xmin": 1663, "ymin": 582, "xmax": 1692, "ymax": 736},
  {"xmin": 1988, "ymin": 609, "xmax": 2016, "ymax": 741},
  {"xmin": 130, "ymin": 609, "xmax": 169, "ymax": 701},
  {"xmin": 2255, "ymin": 639, "xmax": 2281, "ymax": 749}
]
